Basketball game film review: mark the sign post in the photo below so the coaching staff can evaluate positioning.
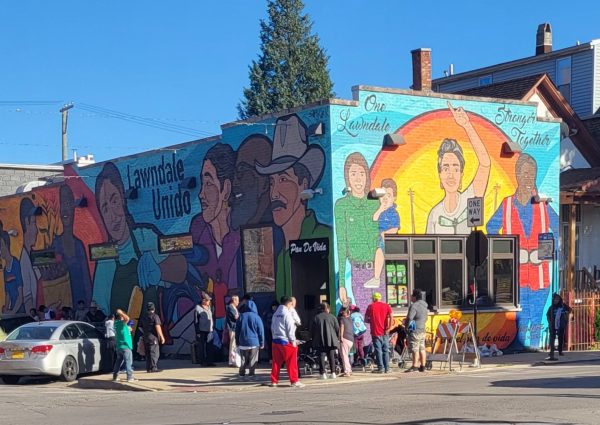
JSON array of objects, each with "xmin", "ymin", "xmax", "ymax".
[{"xmin": 466, "ymin": 197, "xmax": 487, "ymax": 361}]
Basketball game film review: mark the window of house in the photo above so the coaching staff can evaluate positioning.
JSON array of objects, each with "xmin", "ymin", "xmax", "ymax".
[
  {"xmin": 384, "ymin": 238, "xmax": 409, "ymax": 307},
  {"xmin": 556, "ymin": 57, "xmax": 572, "ymax": 103},
  {"xmin": 441, "ymin": 239, "xmax": 464, "ymax": 306},
  {"xmin": 479, "ymin": 75, "xmax": 493, "ymax": 86},
  {"xmin": 412, "ymin": 239, "xmax": 437, "ymax": 310},
  {"xmin": 492, "ymin": 239, "xmax": 515, "ymax": 305}
]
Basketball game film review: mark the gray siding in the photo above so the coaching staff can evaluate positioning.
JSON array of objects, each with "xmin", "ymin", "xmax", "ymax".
[
  {"xmin": 436, "ymin": 76, "xmax": 481, "ymax": 93},
  {"xmin": 571, "ymin": 50, "xmax": 594, "ymax": 116},
  {"xmin": 0, "ymin": 168, "xmax": 59, "ymax": 197},
  {"xmin": 594, "ymin": 46, "xmax": 600, "ymax": 115},
  {"xmin": 492, "ymin": 60, "xmax": 556, "ymax": 83}
]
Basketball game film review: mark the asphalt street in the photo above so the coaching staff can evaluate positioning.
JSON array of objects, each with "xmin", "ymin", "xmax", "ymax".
[{"xmin": 1, "ymin": 362, "xmax": 598, "ymax": 425}]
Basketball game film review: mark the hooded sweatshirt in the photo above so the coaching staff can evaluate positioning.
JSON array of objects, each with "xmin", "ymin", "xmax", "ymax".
[
  {"xmin": 271, "ymin": 305, "xmax": 296, "ymax": 345},
  {"xmin": 235, "ymin": 301, "xmax": 265, "ymax": 348}
]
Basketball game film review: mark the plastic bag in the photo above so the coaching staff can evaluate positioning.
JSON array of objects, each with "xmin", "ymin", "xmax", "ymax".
[
  {"xmin": 234, "ymin": 348, "xmax": 242, "ymax": 368},
  {"xmin": 211, "ymin": 330, "xmax": 222, "ymax": 349}
]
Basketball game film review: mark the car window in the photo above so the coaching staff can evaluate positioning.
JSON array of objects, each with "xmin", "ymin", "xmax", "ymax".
[
  {"xmin": 76, "ymin": 323, "xmax": 102, "ymax": 339},
  {"xmin": 60, "ymin": 324, "xmax": 83, "ymax": 340},
  {"xmin": 6, "ymin": 326, "xmax": 57, "ymax": 341}
]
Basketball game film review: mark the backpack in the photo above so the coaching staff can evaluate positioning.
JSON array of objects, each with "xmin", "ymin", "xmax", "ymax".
[{"xmin": 351, "ymin": 312, "xmax": 367, "ymax": 336}]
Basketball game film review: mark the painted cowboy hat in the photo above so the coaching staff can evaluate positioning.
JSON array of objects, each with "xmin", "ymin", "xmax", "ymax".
[{"xmin": 255, "ymin": 114, "xmax": 324, "ymax": 188}]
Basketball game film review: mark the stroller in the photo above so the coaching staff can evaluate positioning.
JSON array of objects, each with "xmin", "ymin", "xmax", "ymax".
[
  {"xmin": 361, "ymin": 326, "xmax": 406, "ymax": 371},
  {"xmin": 297, "ymin": 334, "xmax": 342, "ymax": 377}
]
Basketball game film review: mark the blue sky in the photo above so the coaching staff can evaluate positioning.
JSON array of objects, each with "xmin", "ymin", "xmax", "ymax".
[{"xmin": 2, "ymin": 0, "xmax": 599, "ymax": 164}]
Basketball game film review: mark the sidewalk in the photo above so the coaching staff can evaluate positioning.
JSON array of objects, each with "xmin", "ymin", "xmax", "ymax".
[{"xmin": 75, "ymin": 350, "xmax": 600, "ymax": 392}]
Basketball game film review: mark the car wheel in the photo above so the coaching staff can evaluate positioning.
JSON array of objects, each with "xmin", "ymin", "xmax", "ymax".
[
  {"xmin": 0, "ymin": 375, "xmax": 21, "ymax": 385},
  {"xmin": 60, "ymin": 356, "xmax": 79, "ymax": 382}
]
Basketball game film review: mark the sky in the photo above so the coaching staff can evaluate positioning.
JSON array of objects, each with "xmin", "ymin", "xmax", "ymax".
[{"xmin": 2, "ymin": 0, "xmax": 600, "ymax": 164}]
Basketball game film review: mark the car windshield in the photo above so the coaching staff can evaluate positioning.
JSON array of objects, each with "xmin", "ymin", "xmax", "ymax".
[{"xmin": 6, "ymin": 326, "xmax": 58, "ymax": 341}]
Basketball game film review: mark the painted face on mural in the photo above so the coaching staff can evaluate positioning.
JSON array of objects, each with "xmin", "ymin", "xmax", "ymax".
[
  {"xmin": 269, "ymin": 167, "xmax": 307, "ymax": 227},
  {"xmin": 517, "ymin": 160, "xmax": 537, "ymax": 195},
  {"xmin": 24, "ymin": 216, "xmax": 38, "ymax": 250},
  {"xmin": 200, "ymin": 159, "xmax": 230, "ymax": 224},
  {"xmin": 348, "ymin": 163, "xmax": 367, "ymax": 197},
  {"xmin": 231, "ymin": 162, "xmax": 262, "ymax": 225},
  {"xmin": 381, "ymin": 187, "xmax": 395, "ymax": 208},
  {"xmin": 60, "ymin": 188, "xmax": 75, "ymax": 230},
  {"xmin": 439, "ymin": 152, "xmax": 463, "ymax": 194},
  {"xmin": 98, "ymin": 180, "xmax": 128, "ymax": 243}
]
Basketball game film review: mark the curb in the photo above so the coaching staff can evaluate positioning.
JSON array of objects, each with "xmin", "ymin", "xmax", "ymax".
[{"xmin": 75, "ymin": 378, "xmax": 157, "ymax": 392}]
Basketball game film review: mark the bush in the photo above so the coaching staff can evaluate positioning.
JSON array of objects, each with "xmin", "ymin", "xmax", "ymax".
[{"xmin": 595, "ymin": 308, "xmax": 600, "ymax": 342}]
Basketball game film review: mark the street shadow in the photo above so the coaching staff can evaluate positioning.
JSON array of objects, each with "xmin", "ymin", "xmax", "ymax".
[
  {"xmin": 190, "ymin": 419, "xmax": 571, "ymax": 425},
  {"xmin": 491, "ymin": 376, "xmax": 600, "ymax": 389},
  {"xmin": 410, "ymin": 391, "xmax": 600, "ymax": 400}
]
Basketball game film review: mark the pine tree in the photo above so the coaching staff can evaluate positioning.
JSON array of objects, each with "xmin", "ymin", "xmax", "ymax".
[{"xmin": 238, "ymin": 0, "xmax": 334, "ymax": 119}]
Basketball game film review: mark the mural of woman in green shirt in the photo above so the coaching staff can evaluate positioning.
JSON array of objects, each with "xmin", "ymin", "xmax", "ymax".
[{"xmin": 335, "ymin": 152, "xmax": 380, "ymax": 311}]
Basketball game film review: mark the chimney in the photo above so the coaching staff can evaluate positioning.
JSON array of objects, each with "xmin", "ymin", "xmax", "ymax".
[
  {"xmin": 536, "ymin": 23, "xmax": 552, "ymax": 55},
  {"xmin": 411, "ymin": 48, "xmax": 432, "ymax": 91}
]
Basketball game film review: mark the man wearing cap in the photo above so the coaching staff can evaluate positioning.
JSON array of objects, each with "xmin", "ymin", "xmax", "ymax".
[
  {"xmin": 255, "ymin": 114, "xmax": 331, "ymax": 303},
  {"xmin": 365, "ymin": 292, "xmax": 393, "ymax": 373},
  {"xmin": 140, "ymin": 301, "xmax": 165, "ymax": 373},
  {"xmin": 194, "ymin": 294, "xmax": 215, "ymax": 367}
]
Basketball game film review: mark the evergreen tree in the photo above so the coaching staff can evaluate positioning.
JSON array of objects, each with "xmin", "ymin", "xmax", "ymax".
[{"xmin": 238, "ymin": 0, "xmax": 334, "ymax": 119}]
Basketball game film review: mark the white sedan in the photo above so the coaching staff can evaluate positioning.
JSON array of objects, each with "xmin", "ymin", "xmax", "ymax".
[{"xmin": 0, "ymin": 320, "xmax": 111, "ymax": 384}]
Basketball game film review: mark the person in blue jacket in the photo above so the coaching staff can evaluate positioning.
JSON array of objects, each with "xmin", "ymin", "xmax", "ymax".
[{"xmin": 235, "ymin": 300, "xmax": 264, "ymax": 379}]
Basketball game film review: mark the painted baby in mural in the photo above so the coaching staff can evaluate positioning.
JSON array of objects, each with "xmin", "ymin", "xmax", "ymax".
[
  {"xmin": 487, "ymin": 153, "xmax": 559, "ymax": 348},
  {"xmin": 426, "ymin": 102, "xmax": 491, "ymax": 234},
  {"xmin": 364, "ymin": 179, "xmax": 400, "ymax": 289}
]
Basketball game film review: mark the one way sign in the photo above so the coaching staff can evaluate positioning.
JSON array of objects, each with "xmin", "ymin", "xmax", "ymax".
[{"xmin": 467, "ymin": 197, "xmax": 483, "ymax": 227}]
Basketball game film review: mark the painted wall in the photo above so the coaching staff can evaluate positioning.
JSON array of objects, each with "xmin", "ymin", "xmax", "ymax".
[
  {"xmin": 0, "ymin": 108, "xmax": 334, "ymax": 355},
  {"xmin": 330, "ymin": 88, "xmax": 561, "ymax": 350}
]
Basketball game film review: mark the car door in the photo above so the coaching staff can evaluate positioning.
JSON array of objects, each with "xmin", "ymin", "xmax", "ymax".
[
  {"xmin": 59, "ymin": 324, "xmax": 85, "ymax": 371},
  {"xmin": 76, "ymin": 323, "xmax": 103, "ymax": 372}
]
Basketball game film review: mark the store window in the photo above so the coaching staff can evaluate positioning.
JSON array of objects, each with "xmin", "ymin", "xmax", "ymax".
[
  {"xmin": 241, "ymin": 226, "xmax": 276, "ymax": 294},
  {"xmin": 384, "ymin": 235, "xmax": 519, "ymax": 311}
]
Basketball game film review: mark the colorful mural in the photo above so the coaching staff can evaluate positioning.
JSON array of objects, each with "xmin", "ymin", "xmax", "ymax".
[
  {"xmin": 0, "ymin": 111, "xmax": 334, "ymax": 355},
  {"xmin": 331, "ymin": 89, "xmax": 560, "ymax": 350}
]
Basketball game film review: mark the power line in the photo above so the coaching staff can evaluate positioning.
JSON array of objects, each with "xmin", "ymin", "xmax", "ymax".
[{"xmin": 78, "ymin": 103, "xmax": 214, "ymax": 137}]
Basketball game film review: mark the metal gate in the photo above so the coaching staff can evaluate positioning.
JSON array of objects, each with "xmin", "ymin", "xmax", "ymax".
[{"xmin": 561, "ymin": 289, "xmax": 600, "ymax": 351}]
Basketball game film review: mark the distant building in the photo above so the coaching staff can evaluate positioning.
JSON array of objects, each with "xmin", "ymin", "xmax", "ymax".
[
  {"xmin": 433, "ymin": 23, "xmax": 600, "ymax": 118},
  {"xmin": 0, "ymin": 163, "xmax": 63, "ymax": 197}
]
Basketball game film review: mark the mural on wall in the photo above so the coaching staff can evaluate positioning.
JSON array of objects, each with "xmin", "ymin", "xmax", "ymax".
[
  {"xmin": 0, "ymin": 111, "xmax": 332, "ymax": 355},
  {"xmin": 332, "ymin": 91, "xmax": 559, "ymax": 349}
]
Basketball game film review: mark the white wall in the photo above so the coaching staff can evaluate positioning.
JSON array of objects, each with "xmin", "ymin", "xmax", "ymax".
[
  {"xmin": 560, "ymin": 137, "xmax": 590, "ymax": 170},
  {"xmin": 578, "ymin": 204, "xmax": 600, "ymax": 270}
]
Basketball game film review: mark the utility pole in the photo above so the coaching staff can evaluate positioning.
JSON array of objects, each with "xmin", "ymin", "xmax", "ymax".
[{"xmin": 60, "ymin": 103, "xmax": 74, "ymax": 161}]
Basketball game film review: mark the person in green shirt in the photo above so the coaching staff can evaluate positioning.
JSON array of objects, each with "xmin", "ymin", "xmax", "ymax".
[
  {"xmin": 335, "ymin": 152, "xmax": 380, "ymax": 312},
  {"xmin": 112, "ymin": 308, "xmax": 136, "ymax": 383}
]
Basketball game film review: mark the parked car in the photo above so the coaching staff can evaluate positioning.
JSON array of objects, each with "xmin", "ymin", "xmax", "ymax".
[{"xmin": 0, "ymin": 320, "xmax": 112, "ymax": 384}]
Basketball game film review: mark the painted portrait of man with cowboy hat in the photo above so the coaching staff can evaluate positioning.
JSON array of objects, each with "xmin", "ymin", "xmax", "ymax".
[{"xmin": 255, "ymin": 113, "xmax": 331, "ymax": 300}]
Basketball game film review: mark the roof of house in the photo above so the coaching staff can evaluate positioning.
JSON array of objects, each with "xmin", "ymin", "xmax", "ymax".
[
  {"xmin": 454, "ymin": 74, "xmax": 546, "ymax": 100},
  {"xmin": 561, "ymin": 167, "xmax": 600, "ymax": 191},
  {"xmin": 432, "ymin": 40, "xmax": 600, "ymax": 85},
  {"xmin": 583, "ymin": 115, "xmax": 600, "ymax": 143}
]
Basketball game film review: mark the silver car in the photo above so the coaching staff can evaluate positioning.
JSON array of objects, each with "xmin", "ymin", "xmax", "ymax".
[{"xmin": 0, "ymin": 320, "xmax": 110, "ymax": 384}]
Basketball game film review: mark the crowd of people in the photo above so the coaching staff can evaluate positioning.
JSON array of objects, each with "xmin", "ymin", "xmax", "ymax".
[{"xmin": 27, "ymin": 299, "xmax": 107, "ymax": 323}]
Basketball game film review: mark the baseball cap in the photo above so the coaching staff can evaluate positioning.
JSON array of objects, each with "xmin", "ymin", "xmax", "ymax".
[
  {"xmin": 147, "ymin": 302, "xmax": 155, "ymax": 311},
  {"xmin": 372, "ymin": 292, "xmax": 382, "ymax": 301}
]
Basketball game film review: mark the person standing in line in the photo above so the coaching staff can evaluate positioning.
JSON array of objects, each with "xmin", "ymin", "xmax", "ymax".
[
  {"xmin": 350, "ymin": 306, "xmax": 368, "ymax": 367},
  {"xmin": 112, "ymin": 309, "xmax": 137, "ymax": 382},
  {"xmin": 262, "ymin": 300, "xmax": 279, "ymax": 363},
  {"xmin": 365, "ymin": 292, "xmax": 393, "ymax": 374},
  {"xmin": 290, "ymin": 296, "xmax": 302, "ymax": 327},
  {"xmin": 74, "ymin": 300, "xmax": 88, "ymax": 322},
  {"xmin": 226, "ymin": 295, "xmax": 240, "ymax": 366},
  {"xmin": 338, "ymin": 307, "xmax": 354, "ymax": 377},
  {"xmin": 194, "ymin": 294, "xmax": 215, "ymax": 367},
  {"xmin": 546, "ymin": 293, "xmax": 572, "ymax": 361},
  {"xmin": 404, "ymin": 289, "xmax": 429, "ymax": 373},
  {"xmin": 85, "ymin": 300, "xmax": 107, "ymax": 324},
  {"xmin": 141, "ymin": 302, "xmax": 165, "ymax": 373},
  {"xmin": 235, "ymin": 300, "xmax": 264, "ymax": 380},
  {"xmin": 269, "ymin": 296, "xmax": 305, "ymax": 388},
  {"xmin": 105, "ymin": 314, "xmax": 116, "ymax": 368},
  {"xmin": 311, "ymin": 302, "xmax": 340, "ymax": 380}
]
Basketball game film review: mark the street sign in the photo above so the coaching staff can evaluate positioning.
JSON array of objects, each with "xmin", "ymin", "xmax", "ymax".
[
  {"xmin": 538, "ymin": 232, "xmax": 555, "ymax": 260},
  {"xmin": 467, "ymin": 197, "xmax": 483, "ymax": 227},
  {"xmin": 466, "ymin": 230, "xmax": 488, "ymax": 267}
]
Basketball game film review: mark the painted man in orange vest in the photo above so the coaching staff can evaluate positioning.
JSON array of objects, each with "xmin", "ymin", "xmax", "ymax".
[{"xmin": 487, "ymin": 153, "xmax": 558, "ymax": 348}]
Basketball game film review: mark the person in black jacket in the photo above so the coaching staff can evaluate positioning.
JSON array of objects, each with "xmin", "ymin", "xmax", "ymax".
[
  {"xmin": 311, "ymin": 302, "xmax": 340, "ymax": 380},
  {"xmin": 546, "ymin": 293, "xmax": 572, "ymax": 361}
]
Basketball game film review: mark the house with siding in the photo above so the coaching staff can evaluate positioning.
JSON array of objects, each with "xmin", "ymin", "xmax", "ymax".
[{"xmin": 433, "ymin": 24, "xmax": 600, "ymax": 119}]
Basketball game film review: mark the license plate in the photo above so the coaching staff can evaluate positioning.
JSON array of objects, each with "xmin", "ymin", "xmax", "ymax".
[{"xmin": 10, "ymin": 351, "xmax": 24, "ymax": 359}]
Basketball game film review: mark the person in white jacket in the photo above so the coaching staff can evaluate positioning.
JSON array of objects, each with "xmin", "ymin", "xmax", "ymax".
[{"xmin": 268, "ymin": 296, "xmax": 304, "ymax": 388}]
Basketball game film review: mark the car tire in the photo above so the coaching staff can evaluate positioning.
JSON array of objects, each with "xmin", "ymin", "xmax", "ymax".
[
  {"xmin": 0, "ymin": 375, "xmax": 21, "ymax": 385},
  {"xmin": 60, "ymin": 356, "xmax": 79, "ymax": 382}
]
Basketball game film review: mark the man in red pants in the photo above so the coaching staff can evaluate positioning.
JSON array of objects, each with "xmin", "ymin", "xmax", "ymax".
[{"xmin": 269, "ymin": 296, "xmax": 305, "ymax": 388}]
